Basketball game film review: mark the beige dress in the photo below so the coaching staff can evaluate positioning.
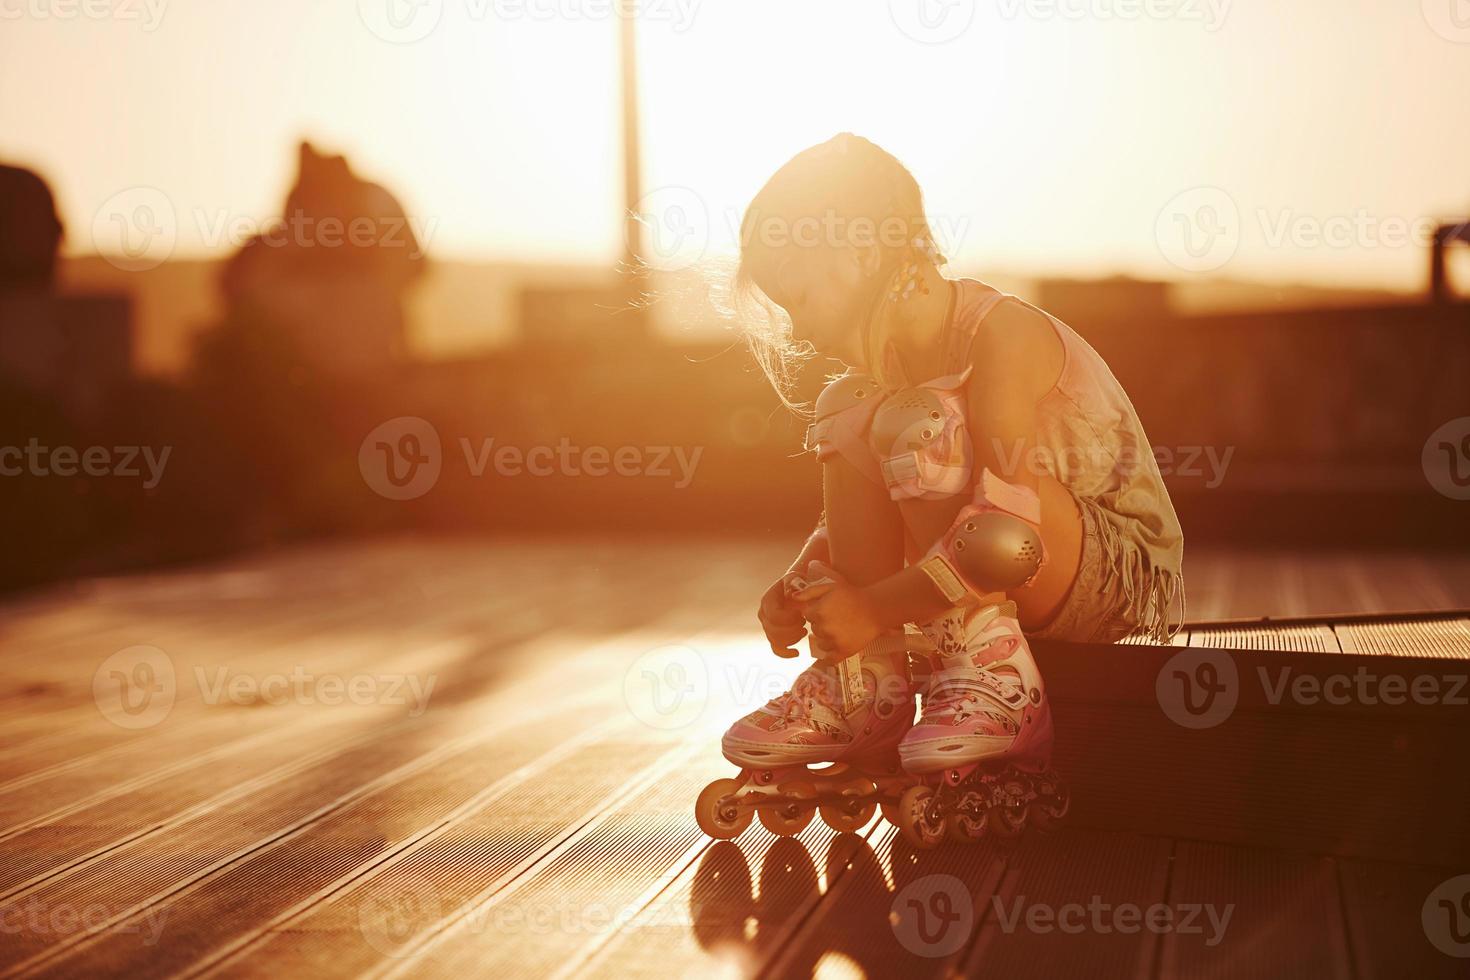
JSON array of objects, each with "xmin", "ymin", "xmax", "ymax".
[{"xmin": 937, "ymin": 278, "xmax": 1186, "ymax": 642}]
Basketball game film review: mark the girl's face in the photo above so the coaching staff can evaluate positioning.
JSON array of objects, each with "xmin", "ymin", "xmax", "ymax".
[{"xmin": 752, "ymin": 246, "xmax": 874, "ymax": 367}]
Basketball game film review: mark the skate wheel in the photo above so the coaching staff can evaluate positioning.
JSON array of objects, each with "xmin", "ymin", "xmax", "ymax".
[
  {"xmin": 1029, "ymin": 784, "xmax": 1071, "ymax": 832},
  {"xmin": 879, "ymin": 802, "xmax": 903, "ymax": 828},
  {"xmin": 820, "ymin": 802, "xmax": 876, "ymax": 834},
  {"xmin": 759, "ymin": 803, "xmax": 814, "ymax": 836},
  {"xmin": 897, "ymin": 786, "xmax": 945, "ymax": 850},
  {"xmin": 946, "ymin": 810, "xmax": 986, "ymax": 844},
  {"xmin": 695, "ymin": 778, "xmax": 752, "ymax": 840},
  {"xmin": 987, "ymin": 803, "xmax": 1027, "ymax": 840}
]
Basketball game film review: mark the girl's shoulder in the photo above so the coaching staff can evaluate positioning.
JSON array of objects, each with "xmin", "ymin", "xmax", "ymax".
[{"xmin": 945, "ymin": 280, "xmax": 1065, "ymax": 396}]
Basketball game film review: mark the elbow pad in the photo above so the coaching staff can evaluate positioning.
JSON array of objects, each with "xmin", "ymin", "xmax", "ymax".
[
  {"xmin": 918, "ymin": 470, "xmax": 1047, "ymax": 604},
  {"xmin": 804, "ymin": 373, "xmax": 886, "ymax": 486},
  {"xmin": 866, "ymin": 370, "xmax": 973, "ymax": 500}
]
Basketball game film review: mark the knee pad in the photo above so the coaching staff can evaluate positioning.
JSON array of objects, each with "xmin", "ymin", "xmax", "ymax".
[
  {"xmin": 804, "ymin": 373, "xmax": 886, "ymax": 485},
  {"xmin": 917, "ymin": 470, "xmax": 1046, "ymax": 602},
  {"xmin": 867, "ymin": 373, "xmax": 973, "ymax": 500}
]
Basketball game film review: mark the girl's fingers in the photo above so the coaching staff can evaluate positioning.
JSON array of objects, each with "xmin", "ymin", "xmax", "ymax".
[
  {"xmin": 764, "ymin": 607, "xmax": 806, "ymax": 632},
  {"xmin": 765, "ymin": 623, "xmax": 807, "ymax": 645},
  {"xmin": 790, "ymin": 582, "xmax": 837, "ymax": 602},
  {"xmin": 804, "ymin": 560, "xmax": 846, "ymax": 585},
  {"xmin": 763, "ymin": 606, "xmax": 806, "ymax": 628}
]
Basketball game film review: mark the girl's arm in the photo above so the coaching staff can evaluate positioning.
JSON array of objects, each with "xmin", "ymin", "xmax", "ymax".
[
  {"xmin": 785, "ymin": 513, "xmax": 830, "ymax": 574},
  {"xmin": 818, "ymin": 302, "xmax": 1062, "ymax": 638},
  {"xmin": 760, "ymin": 515, "xmax": 833, "ymax": 659},
  {"xmin": 965, "ymin": 299, "xmax": 1060, "ymax": 496},
  {"xmin": 862, "ymin": 562, "xmax": 959, "ymax": 629}
]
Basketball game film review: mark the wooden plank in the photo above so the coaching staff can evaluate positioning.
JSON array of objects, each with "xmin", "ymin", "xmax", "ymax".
[
  {"xmin": 964, "ymin": 831, "xmax": 1172, "ymax": 979},
  {"xmin": 2, "ymin": 542, "xmax": 772, "ymax": 978},
  {"xmin": 1179, "ymin": 548, "xmax": 1236, "ymax": 621},
  {"xmin": 184, "ymin": 621, "xmax": 759, "ymax": 978},
  {"xmin": 31, "ymin": 725, "xmax": 678, "ymax": 979},
  {"xmin": 4, "ymin": 539, "xmax": 1469, "ymax": 979},
  {"xmin": 0, "ymin": 541, "xmax": 580, "ymax": 741},
  {"xmin": 0, "ymin": 719, "xmax": 373, "ymax": 898},
  {"xmin": 395, "ymin": 632, "xmax": 873, "ymax": 979},
  {"xmin": 1334, "ymin": 615, "xmax": 1470, "ymax": 658},
  {"xmin": 1188, "ymin": 623, "xmax": 1341, "ymax": 653},
  {"xmin": 1338, "ymin": 857, "xmax": 1470, "ymax": 979},
  {"xmin": 0, "ymin": 589, "xmax": 439, "ymax": 757},
  {"xmin": 0, "ymin": 711, "xmax": 372, "ymax": 835},
  {"xmin": 1159, "ymin": 842, "xmax": 1351, "ymax": 980},
  {"xmin": 0, "ymin": 580, "xmax": 691, "ymax": 970},
  {"xmin": 370, "ymin": 742, "xmax": 714, "ymax": 979},
  {"xmin": 1178, "ymin": 549, "xmax": 1470, "ymax": 622},
  {"xmin": 0, "ymin": 573, "xmax": 645, "ymax": 870},
  {"xmin": 0, "ymin": 535, "xmax": 719, "ymax": 790},
  {"xmin": 1119, "ymin": 629, "xmax": 1190, "ymax": 647}
]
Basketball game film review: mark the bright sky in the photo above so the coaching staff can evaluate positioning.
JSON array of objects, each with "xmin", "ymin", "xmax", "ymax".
[{"xmin": 3, "ymin": 0, "xmax": 1468, "ymax": 290}]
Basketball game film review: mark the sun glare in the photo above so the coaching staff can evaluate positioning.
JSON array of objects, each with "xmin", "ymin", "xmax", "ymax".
[{"xmin": 1, "ymin": 0, "xmax": 1467, "ymax": 289}]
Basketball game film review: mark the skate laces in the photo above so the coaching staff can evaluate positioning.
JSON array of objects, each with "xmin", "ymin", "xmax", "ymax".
[{"xmin": 773, "ymin": 665, "xmax": 844, "ymax": 726}]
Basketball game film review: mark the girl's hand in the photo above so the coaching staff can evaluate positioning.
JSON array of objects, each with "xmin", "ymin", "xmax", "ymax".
[
  {"xmin": 759, "ymin": 524, "xmax": 833, "ymax": 658},
  {"xmin": 788, "ymin": 561, "xmax": 885, "ymax": 659},
  {"xmin": 759, "ymin": 575, "xmax": 809, "ymax": 658}
]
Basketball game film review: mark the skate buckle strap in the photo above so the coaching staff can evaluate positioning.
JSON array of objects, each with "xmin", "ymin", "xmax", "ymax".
[
  {"xmin": 836, "ymin": 655, "xmax": 865, "ymax": 716},
  {"xmin": 975, "ymin": 669, "xmax": 1027, "ymax": 707},
  {"xmin": 928, "ymin": 666, "xmax": 1027, "ymax": 716},
  {"xmin": 778, "ymin": 689, "xmax": 853, "ymax": 742}
]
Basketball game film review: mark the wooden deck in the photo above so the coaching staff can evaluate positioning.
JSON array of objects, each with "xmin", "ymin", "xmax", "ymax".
[{"xmin": 2, "ymin": 537, "xmax": 1468, "ymax": 979}]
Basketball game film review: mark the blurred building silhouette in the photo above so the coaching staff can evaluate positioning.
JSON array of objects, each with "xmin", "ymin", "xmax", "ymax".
[
  {"xmin": 1034, "ymin": 276, "xmax": 1170, "ymax": 328},
  {"xmin": 0, "ymin": 163, "xmax": 137, "ymax": 591},
  {"xmin": 219, "ymin": 142, "xmax": 426, "ymax": 379},
  {"xmin": 0, "ymin": 164, "xmax": 63, "ymax": 291},
  {"xmin": 4, "ymin": 147, "xmax": 1470, "ymax": 593},
  {"xmin": 0, "ymin": 163, "xmax": 132, "ymax": 426},
  {"xmin": 1431, "ymin": 220, "xmax": 1470, "ymax": 304}
]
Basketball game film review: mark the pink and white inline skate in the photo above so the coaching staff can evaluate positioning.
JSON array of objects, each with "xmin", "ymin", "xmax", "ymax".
[
  {"xmin": 893, "ymin": 601, "xmax": 1069, "ymax": 848},
  {"xmin": 694, "ymin": 575, "xmax": 921, "ymax": 839}
]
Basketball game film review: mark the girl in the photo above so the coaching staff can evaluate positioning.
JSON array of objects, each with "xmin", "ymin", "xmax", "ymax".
[{"xmin": 698, "ymin": 133, "xmax": 1183, "ymax": 846}]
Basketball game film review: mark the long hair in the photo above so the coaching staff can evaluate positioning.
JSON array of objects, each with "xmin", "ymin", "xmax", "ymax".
[{"xmin": 729, "ymin": 134, "xmax": 947, "ymax": 411}]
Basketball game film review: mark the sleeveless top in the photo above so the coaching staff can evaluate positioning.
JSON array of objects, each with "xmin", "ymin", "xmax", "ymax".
[{"xmin": 935, "ymin": 278, "xmax": 1186, "ymax": 640}]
